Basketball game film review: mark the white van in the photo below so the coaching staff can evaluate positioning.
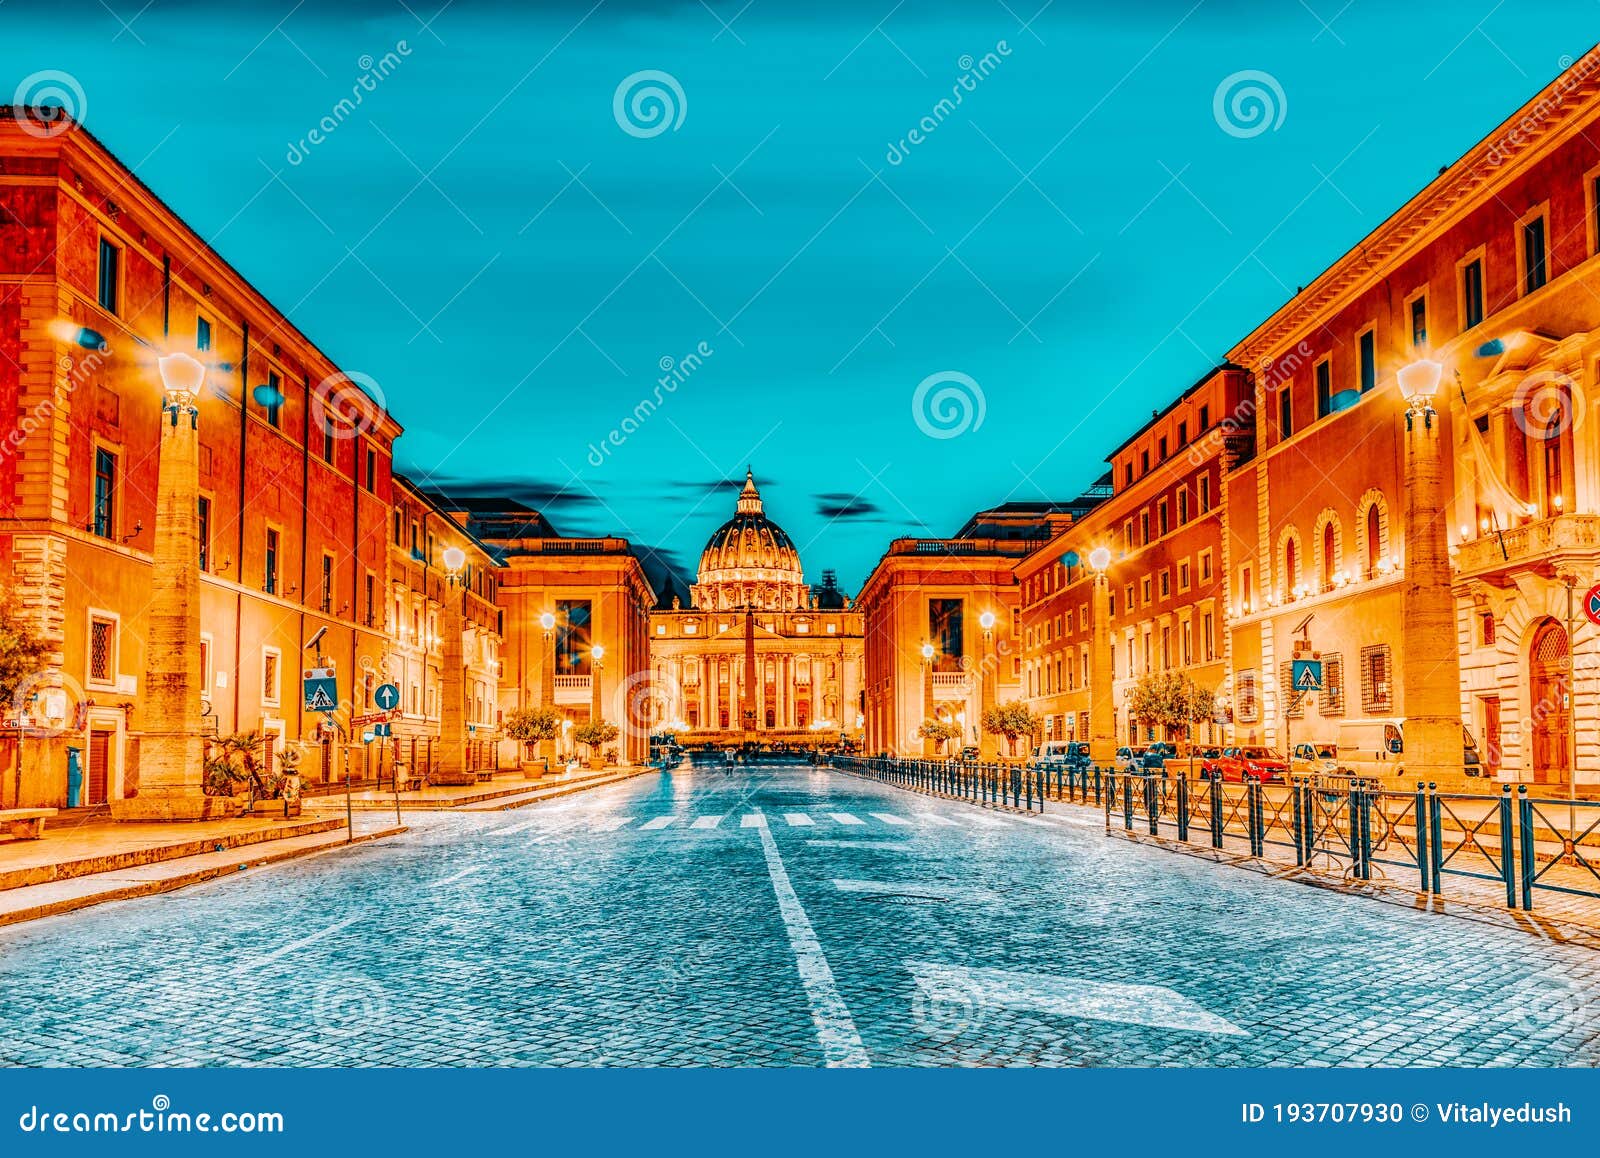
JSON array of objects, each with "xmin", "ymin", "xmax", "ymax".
[{"xmin": 1335, "ymin": 719, "xmax": 1482, "ymax": 782}]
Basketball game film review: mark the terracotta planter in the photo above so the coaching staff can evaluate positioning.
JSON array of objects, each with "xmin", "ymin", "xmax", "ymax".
[
  {"xmin": 588, "ymin": 756, "xmax": 606, "ymax": 772},
  {"xmin": 520, "ymin": 760, "xmax": 547, "ymax": 781}
]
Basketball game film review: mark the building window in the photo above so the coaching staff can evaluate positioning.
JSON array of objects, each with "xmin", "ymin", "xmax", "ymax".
[
  {"xmin": 1241, "ymin": 565, "xmax": 1253, "ymax": 613},
  {"xmin": 1159, "ymin": 570, "xmax": 1170, "ymax": 598},
  {"xmin": 1321, "ymin": 520, "xmax": 1336, "ymax": 588},
  {"xmin": 1365, "ymin": 503, "xmax": 1382, "ymax": 573},
  {"xmin": 556, "ymin": 600, "xmax": 593, "ymax": 673},
  {"xmin": 264, "ymin": 528, "xmax": 279, "ymax": 595},
  {"xmin": 1237, "ymin": 670, "xmax": 1258, "ymax": 722},
  {"xmin": 1360, "ymin": 644, "xmax": 1392, "ymax": 713},
  {"xmin": 323, "ymin": 417, "xmax": 336, "ymax": 464},
  {"xmin": 1279, "ymin": 384, "xmax": 1293, "ymax": 440},
  {"xmin": 1202, "ymin": 611, "xmax": 1215, "ymax": 661},
  {"xmin": 321, "ymin": 553, "xmax": 334, "ymax": 612},
  {"xmin": 1322, "ymin": 653, "xmax": 1345, "ymax": 715},
  {"xmin": 1315, "ymin": 357, "xmax": 1332, "ymax": 418},
  {"xmin": 264, "ymin": 372, "xmax": 282, "ymax": 428},
  {"xmin": 92, "ymin": 447, "xmax": 117, "ymax": 539},
  {"xmin": 1124, "ymin": 463, "xmax": 1133, "ymax": 488},
  {"xmin": 1157, "ymin": 500, "xmax": 1169, "ymax": 537},
  {"xmin": 1123, "ymin": 521, "xmax": 1133, "ymax": 552},
  {"xmin": 1199, "ymin": 474, "xmax": 1211, "ymax": 513},
  {"xmin": 928, "ymin": 598, "xmax": 964, "ymax": 670},
  {"xmin": 197, "ymin": 496, "xmax": 211, "ymax": 571},
  {"xmin": 262, "ymin": 648, "xmax": 282, "ymax": 707},
  {"xmin": 1178, "ymin": 488, "xmax": 1190, "ymax": 524},
  {"xmin": 1522, "ymin": 213, "xmax": 1548, "ymax": 295},
  {"xmin": 1140, "ymin": 510, "xmax": 1150, "ymax": 545},
  {"xmin": 199, "ymin": 635, "xmax": 212, "ymax": 700},
  {"xmin": 1200, "ymin": 549, "xmax": 1213, "ymax": 582},
  {"xmin": 196, "ymin": 316, "xmax": 212, "ymax": 352},
  {"xmin": 366, "ymin": 573, "xmax": 377, "ymax": 625},
  {"xmin": 1177, "ymin": 421, "xmax": 1188, "ymax": 447},
  {"xmin": 1158, "ymin": 436, "xmax": 1168, "ymax": 461},
  {"xmin": 365, "ymin": 448, "xmax": 377, "ymax": 492},
  {"xmin": 1199, "ymin": 404, "xmax": 1210, "ymax": 431},
  {"xmin": 97, "ymin": 238, "xmax": 119, "ymax": 314},
  {"xmin": 1461, "ymin": 259, "xmax": 1484, "ymax": 329},
  {"xmin": 1141, "ymin": 449, "xmax": 1150, "ymax": 475},
  {"xmin": 1359, "ymin": 328, "xmax": 1376, "ymax": 393},
  {"xmin": 1481, "ymin": 612, "xmax": 1496, "ymax": 647},
  {"xmin": 1285, "ymin": 537, "xmax": 1299, "ymax": 593},
  {"xmin": 1409, "ymin": 293, "xmax": 1427, "ymax": 348},
  {"xmin": 88, "ymin": 615, "xmax": 116, "ymax": 685}
]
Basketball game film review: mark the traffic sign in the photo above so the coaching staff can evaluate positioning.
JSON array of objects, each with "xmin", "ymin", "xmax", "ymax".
[
  {"xmin": 375, "ymin": 722, "xmax": 391, "ymax": 738},
  {"xmin": 1292, "ymin": 658, "xmax": 1324, "ymax": 692},
  {"xmin": 351, "ymin": 711, "xmax": 389, "ymax": 727},
  {"xmin": 361, "ymin": 729, "xmax": 375, "ymax": 744},
  {"xmin": 374, "ymin": 682, "xmax": 401, "ymax": 711},
  {"xmin": 1585, "ymin": 584, "xmax": 1600, "ymax": 628},
  {"xmin": 303, "ymin": 668, "xmax": 338, "ymax": 713}
]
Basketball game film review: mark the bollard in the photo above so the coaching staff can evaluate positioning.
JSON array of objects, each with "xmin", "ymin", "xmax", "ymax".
[
  {"xmin": 1247, "ymin": 778, "xmax": 1265, "ymax": 857},
  {"xmin": 1209, "ymin": 771, "xmax": 1224, "ymax": 849},
  {"xmin": 1291, "ymin": 777, "xmax": 1306, "ymax": 866},
  {"xmin": 1428, "ymin": 783, "xmax": 1444, "ymax": 896},
  {"xmin": 1414, "ymin": 782, "xmax": 1430, "ymax": 894},
  {"xmin": 1517, "ymin": 785, "xmax": 1535, "ymax": 911},
  {"xmin": 1356, "ymin": 782, "xmax": 1373, "ymax": 881},
  {"xmin": 1499, "ymin": 785, "xmax": 1516, "ymax": 909},
  {"xmin": 1175, "ymin": 773, "xmax": 1189, "ymax": 843},
  {"xmin": 1346, "ymin": 781, "xmax": 1362, "ymax": 873},
  {"xmin": 1145, "ymin": 773, "xmax": 1158, "ymax": 836},
  {"xmin": 1122, "ymin": 774, "xmax": 1134, "ymax": 831}
]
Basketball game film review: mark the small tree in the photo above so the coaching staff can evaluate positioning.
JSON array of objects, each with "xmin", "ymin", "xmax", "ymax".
[
  {"xmin": 573, "ymin": 720, "xmax": 620, "ymax": 760},
  {"xmin": 917, "ymin": 718, "xmax": 960, "ymax": 755},
  {"xmin": 204, "ymin": 730, "xmax": 268, "ymax": 798},
  {"xmin": 504, "ymin": 706, "xmax": 562, "ymax": 758},
  {"xmin": 0, "ymin": 589, "xmax": 49, "ymax": 709},
  {"xmin": 1126, "ymin": 671, "xmax": 1216, "ymax": 776},
  {"xmin": 981, "ymin": 700, "xmax": 1039, "ymax": 759}
]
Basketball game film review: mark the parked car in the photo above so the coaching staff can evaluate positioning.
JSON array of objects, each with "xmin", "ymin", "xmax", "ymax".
[
  {"xmin": 1210, "ymin": 745, "xmax": 1291, "ymax": 784},
  {"xmin": 958, "ymin": 745, "xmax": 980, "ymax": 762},
  {"xmin": 1115, "ymin": 745, "xmax": 1149, "ymax": 771},
  {"xmin": 1290, "ymin": 741, "xmax": 1339, "ymax": 777},
  {"xmin": 1334, "ymin": 719, "xmax": 1483, "ymax": 781},
  {"xmin": 1034, "ymin": 740, "xmax": 1091, "ymax": 770}
]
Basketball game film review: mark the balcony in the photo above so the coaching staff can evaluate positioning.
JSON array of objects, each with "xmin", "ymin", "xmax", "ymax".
[
  {"xmin": 553, "ymin": 674, "xmax": 592, "ymax": 704},
  {"xmin": 931, "ymin": 671, "xmax": 971, "ymax": 699},
  {"xmin": 1454, "ymin": 514, "xmax": 1600, "ymax": 580}
]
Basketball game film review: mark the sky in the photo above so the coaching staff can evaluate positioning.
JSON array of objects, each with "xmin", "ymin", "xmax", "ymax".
[{"xmin": 10, "ymin": 0, "xmax": 1600, "ymax": 592}]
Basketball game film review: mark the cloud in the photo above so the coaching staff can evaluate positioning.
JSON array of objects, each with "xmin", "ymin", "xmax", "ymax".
[{"xmin": 814, "ymin": 492, "xmax": 887, "ymax": 521}]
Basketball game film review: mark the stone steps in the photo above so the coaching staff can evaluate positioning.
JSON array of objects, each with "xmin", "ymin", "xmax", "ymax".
[{"xmin": 304, "ymin": 766, "xmax": 655, "ymax": 811}]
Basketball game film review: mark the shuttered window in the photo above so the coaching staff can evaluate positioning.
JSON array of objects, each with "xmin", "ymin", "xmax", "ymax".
[
  {"xmin": 1360, "ymin": 644, "xmax": 1392, "ymax": 714},
  {"xmin": 1322, "ymin": 652, "xmax": 1345, "ymax": 715},
  {"xmin": 1279, "ymin": 661, "xmax": 1305, "ymax": 718},
  {"xmin": 1237, "ymin": 670, "xmax": 1258, "ymax": 722}
]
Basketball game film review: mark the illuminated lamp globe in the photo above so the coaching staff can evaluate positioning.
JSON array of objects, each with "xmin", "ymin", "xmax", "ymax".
[
  {"xmin": 978, "ymin": 611, "xmax": 997, "ymax": 631},
  {"xmin": 158, "ymin": 352, "xmax": 206, "ymax": 408},
  {"xmin": 1397, "ymin": 359, "xmax": 1443, "ymax": 407},
  {"xmin": 440, "ymin": 546, "xmax": 466, "ymax": 574},
  {"xmin": 1088, "ymin": 546, "xmax": 1113, "ymax": 573}
]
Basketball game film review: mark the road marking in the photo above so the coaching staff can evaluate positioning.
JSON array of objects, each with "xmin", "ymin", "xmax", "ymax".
[
  {"xmin": 428, "ymin": 866, "xmax": 483, "ymax": 889},
  {"xmin": 833, "ymin": 879, "xmax": 997, "ymax": 902},
  {"xmin": 640, "ymin": 816, "xmax": 676, "ymax": 830},
  {"xmin": 691, "ymin": 815, "xmax": 724, "ymax": 829},
  {"xmin": 493, "ymin": 819, "xmax": 540, "ymax": 836},
  {"xmin": 870, "ymin": 813, "xmax": 910, "ymax": 826},
  {"xmin": 827, "ymin": 812, "xmax": 865, "ymax": 825},
  {"xmin": 755, "ymin": 823, "xmax": 871, "ymax": 1068},
  {"xmin": 968, "ymin": 814, "xmax": 1012, "ymax": 827},
  {"xmin": 806, "ymin": 839, "xmax": 910, "ymax": 850},
  {"xmin": 594, "ymin": 816, "xmax": 634, "ymax": 831},
  {"xmin": 907, "ymin": 962, "xmax": 1246, "ymax": 1036},
  {"xmin": 784, "ymin": 813, "xmax": 815, "ymax": 827},
  {"xmin": 915, "ymin": 813, "xmax": 960, "ymax": 826},
  {"xmin": 232, "ymin": 915, "xmax": 360, "ymax": 974},
  {"xmin": 740, "ymin": 813, "xmax": 767, "ymax": 828}
]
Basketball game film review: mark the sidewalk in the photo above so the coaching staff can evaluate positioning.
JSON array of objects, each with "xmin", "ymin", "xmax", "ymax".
[{"xmin": 303, "ymin": 764, "xmax": 658, "ymax": 812}]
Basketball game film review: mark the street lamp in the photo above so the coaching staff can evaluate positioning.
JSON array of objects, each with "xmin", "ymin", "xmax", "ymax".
[
  {"xmin": 977, "ymin": 611, "xmax": 998, "ymax": 759},
  {"xmin": 590, "ymin": 644, "xmax": 606, "ymax": 727},
  {"xmin": 1398, "ymin": 357, "xmax": 1463, "ymax": 784},
  {"xmin": 436, "ymin": 545, "xmax": 468, "ymax": 779},
  {"xmin": 920, "ymin": 642, "xmax": 936, "ymax": 757},
  {"xmin": 1087, "ymin": 545, "xmax": 1116, "ymax": 770}
]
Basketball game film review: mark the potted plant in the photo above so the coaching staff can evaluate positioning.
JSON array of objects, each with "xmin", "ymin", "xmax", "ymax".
[
  {"xmin": 917, "ymin": 718, "xmax": 960, "ymax": 758},
  {"xmin": 574, "ymin": 720, "xmax": 620, "ymax": 771},
  {"xmin": 277, "ymin": 745, "xmax": 303, "ymax": 817},
  {"xmin": 504, "ymin": 706, "xmax": 562, "ymax": 779}
]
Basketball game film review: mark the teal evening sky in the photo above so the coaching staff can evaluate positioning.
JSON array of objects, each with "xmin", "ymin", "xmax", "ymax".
[{"xmin": 10, "ymin": 0, "xmax": 1598, "ymax": 590}]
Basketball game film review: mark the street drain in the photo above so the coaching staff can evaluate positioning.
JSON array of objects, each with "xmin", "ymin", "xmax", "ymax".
[{"xmin": 862, "ymin": 893, "xmax": 949, "ymax": 906}]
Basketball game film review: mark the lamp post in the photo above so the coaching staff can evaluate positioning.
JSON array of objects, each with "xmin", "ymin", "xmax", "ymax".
[
  {"xmin": 114, "ymin": 353, "xmax": 211, "ymax": 820},
  {"xmin": 977, "ymin": 610, "xmax": 998, "ymax": 760},
  {"xmin": 1399, "ymin": 359, "xmax": 1464, "ymax": 785},
  {"xmin": 436, "ymin": 546, "xmax": 469, "ymax": 778},
  {"xmin": 591, "ymin": 643, "xmax": 606, "ymax": 727},
  {"xmin": 920, "ymin": 641, "xmax": 936, "ymax": 756},
  {"xmin": 1088, "ymin": 546, "xmax": 1117, "ymax": 770}
]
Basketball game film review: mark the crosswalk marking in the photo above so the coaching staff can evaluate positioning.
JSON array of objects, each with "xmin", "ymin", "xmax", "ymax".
[
  {"xmin": 493, "ymin": 819, "xmax": 540, "ymax": 836},
  {"xmin": 783, "ymin": 813, "xmax": 815, "ymax": 827},
  {"xmin": 969, "ymin": 814, "xmax": 1012, "ymax": 827},
  {"xmin": 870, "ymin": 813, "xmax": 910, "ymax": 826},
  {"xmin": 806, "ymin": 839, "xmax": 909, "ymax": 850},
  {"xmin": 640, "ymin": 816, "xmax": 675, "ymax": 830},
  {"xmin": 740, "ymin": 813, "xmax": 767, "ymax": 828},
  {"xmin": 594, "ymin": 816, "xmax": 634, "ymax": 831},
  {"xmin": 907, "ymin": 962, "xmax": 1246, "ymax": 1036},
  {"xmin": 690, "ymin": 815, "xmax": 724, "ymax": 829},
  {"xmin": 916, "ymin": 813, "xmax": 959, "ymax": 826},
  {"xmin": 827, "ymin": 812, "xmax": 865, "ymax": 825}
]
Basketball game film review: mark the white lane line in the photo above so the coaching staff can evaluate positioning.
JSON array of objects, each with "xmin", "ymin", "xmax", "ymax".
[
  {"xmin": 915, "ymin": 813, "xmax": 960, "ymax": 826},
  {"xmin": 594, "ymin": 816, "xmax": 634, "ymax": 831},
  {"xmin": 827, "ymin": 812, "xmax": 865, "ymax": 825},
  {"xmin": 833, "ymin": 879, "xmax": 998, "ymax": 903},
  {"xmin": 805, "ymin": 839, "xmax": 910, "ymax": 850},
  {"xmin": 740, "ymin": 813, "xmax": 767, "ymax": 828},
  {"xmin": 232, "ymin": 915, "xmax": 360, "ymax": 974},
  {"xmin": 640, "ymin": 816, "xmax": 676, "ymax": 830},
  {"xmin": 784, "ymin": 813, "xmax": 816, "ymax": 827},
  {"xmin": 755, "ymin": 823, "xmax": 871, "ymax": 1068},
  {"xmin": 428, "ymin": 866, "xmax": 484, "ymax": 889},
  {"xmin": 907, "ymin": 962, "xmax": 1246, "ymax": 1036},
  {"xmin": 691, "ymin": 815, "xmax": 724, "ymax": 829},
  {"xmin": 870, "ymin": 813, "xmax": 910, "ymax": 826}
]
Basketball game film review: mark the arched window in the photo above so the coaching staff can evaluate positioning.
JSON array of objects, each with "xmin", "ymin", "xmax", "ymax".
[
  {"xmin": 1321, "ymin": 521, "xmax": 1336, "ymax": 588},
  {"xmin": 1285, "ymin": 538, "xmax": 1299, "ymax": 593},
  {"xmin": 1366, "ymin": 504, "xmax": 1381, "ymax": 573}
]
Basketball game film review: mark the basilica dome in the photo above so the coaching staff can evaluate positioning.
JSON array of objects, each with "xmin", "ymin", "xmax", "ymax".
[{"xmin": 692, "ymin": 470, "xmax": 810, "ymax": 612}]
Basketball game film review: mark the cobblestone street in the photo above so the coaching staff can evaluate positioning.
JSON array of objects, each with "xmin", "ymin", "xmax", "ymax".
[{"xmin": 2, "ymin": 764, "xmax": 1597, "ymax": 1067}]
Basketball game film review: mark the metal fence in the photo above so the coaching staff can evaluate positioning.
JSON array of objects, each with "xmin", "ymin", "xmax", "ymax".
[
  {"xmin": 827, "ymin": 755, "xmax": 1048, "ymax": 814},
  {"xmin": 827, "ymin": 756, "xmax": 1600, "ymax": 915}
]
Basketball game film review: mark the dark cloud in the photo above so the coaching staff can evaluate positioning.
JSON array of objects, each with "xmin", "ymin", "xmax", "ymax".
[
  {"xmin": 417, "ymin": 473, "xmax": 608, "ymax": 512},
  {"xmin": 814, "ymin": 492, "xmax": 894, "ymax": 521}
]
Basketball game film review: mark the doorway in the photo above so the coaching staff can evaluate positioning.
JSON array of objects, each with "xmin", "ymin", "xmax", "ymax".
[{"xmin": 1528, "ymin": 619, "xmax": 1570, "ymax": 785}]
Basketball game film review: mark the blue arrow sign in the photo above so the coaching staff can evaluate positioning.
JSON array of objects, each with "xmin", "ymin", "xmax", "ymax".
[
  {"xmin": 1291, "ymin": 658, "xmax": 1323, "ymax": 692},
  {"xmin": 374, "ymin": 682, "xmax": 401, "ymax": 711}
]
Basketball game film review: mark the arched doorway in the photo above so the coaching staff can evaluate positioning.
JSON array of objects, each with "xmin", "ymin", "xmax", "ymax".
[{"xmin": 1528, "ymin": 618, "xmax": 1570, "ymax": 786}]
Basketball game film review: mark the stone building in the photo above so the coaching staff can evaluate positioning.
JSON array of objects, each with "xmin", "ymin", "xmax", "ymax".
[{"xmin": 649, "ymin": 471, "xmax": 863, "ymax": 748}]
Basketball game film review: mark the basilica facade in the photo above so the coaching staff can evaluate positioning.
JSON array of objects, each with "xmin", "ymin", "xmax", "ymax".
[{"xmin": 649, "ymin": 471, "xmax": 863, "ymax": 746}]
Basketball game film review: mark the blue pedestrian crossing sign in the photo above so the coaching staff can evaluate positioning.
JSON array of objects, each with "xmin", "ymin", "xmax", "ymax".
[
  {"xmin": 1292, "ymin": 658, "xmax": 1323, "ymax": 692},
  {"xmin": 374, "ymin": 682, "xmax": 401, "ymax": 711},
  {"xmin": 303, "ymin": 667, "xmax": 338, "ymax": 713}
]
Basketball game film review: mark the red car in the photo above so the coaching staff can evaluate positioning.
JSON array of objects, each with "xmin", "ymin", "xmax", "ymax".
[{"xmin": 1206, "ymin": 745, "xmax": 1290, "ymax": 784}]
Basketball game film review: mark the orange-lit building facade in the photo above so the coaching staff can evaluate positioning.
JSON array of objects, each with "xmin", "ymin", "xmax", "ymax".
[{"xmin": 1018, "ymin": 368, "xmax": 1251, "ymax": 747}]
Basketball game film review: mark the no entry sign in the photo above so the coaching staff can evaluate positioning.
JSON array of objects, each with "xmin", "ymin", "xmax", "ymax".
[{"xmin": 1586, "ymin": 584, "xmax": 1600, "ymax": 628}]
